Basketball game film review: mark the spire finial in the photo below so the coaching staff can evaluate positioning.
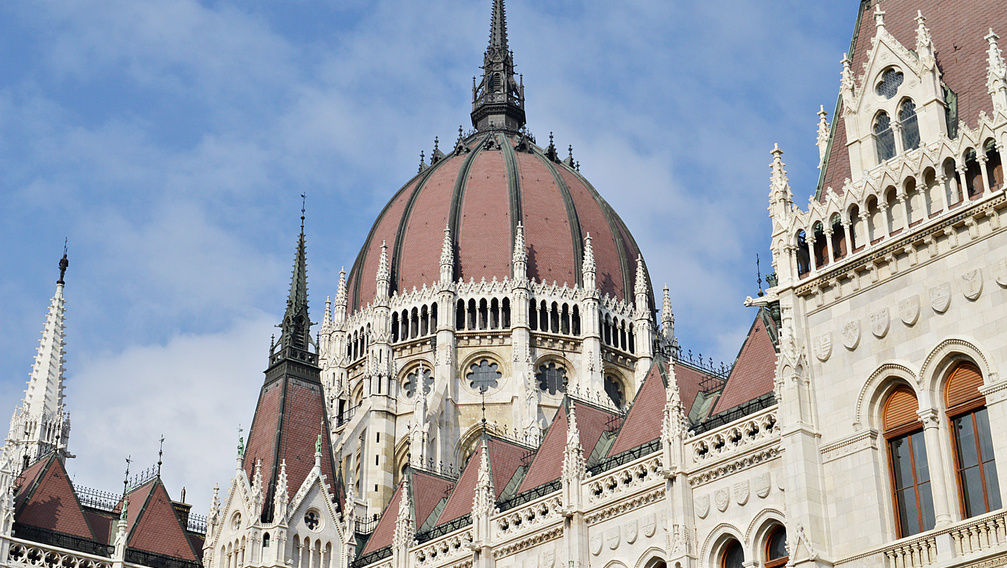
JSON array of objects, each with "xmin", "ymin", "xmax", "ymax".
[
  {"xmin": 300, "ymin": 193, "xmax": 306, "ymax": 231},
  {"xmin": 156, "ymin": 435, "xmax": 164, "ymax": 477},
  {"xmin": 279, "ymin": 203, "xmax": 311, "ymax": 354},
  {"xmin": 58, "ymin": 240, "xmax": 69, "ymax": 285},
  {"xmin": 757, "ymin": 254, "xmax": 763, "ymax": 297},
  {"xmin": 874, "ymin": 0, "xmax": 886, "ymax": 29},
  {"xmin": 471, "ymin": 0, "xmax": 526, "ymax": 131}
]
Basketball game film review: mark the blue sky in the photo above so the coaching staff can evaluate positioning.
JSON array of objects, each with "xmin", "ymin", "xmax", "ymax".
[{"xmin": 0, "ymin": 1, "xmax": 860, "ymax": 511}]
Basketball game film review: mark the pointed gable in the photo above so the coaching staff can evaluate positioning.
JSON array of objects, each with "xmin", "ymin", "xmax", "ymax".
[
  {"xmin": 359, "ymin": 482, "xmax": 402, "ymax": 556},
  {"xmin": 710, "ymin": 310, "xmax": 779, "ymax": 414},
  {"xmin": 517, "ymin": 402, "xmax": 619, "ymax": 494},
  {"xmin": 608, "ymin": 360, "xmax": 667, "ymax": 456},
  {"xmin": 14, "ymin": 454, "xmax": 96, "ymax": 541},
  {"xmin": 126, "ymin": 479, "xmax": 200, "ymax": 562},
  {"xmin": 434, "ymin": 436, "xmax": 527, "ymax": 527}
]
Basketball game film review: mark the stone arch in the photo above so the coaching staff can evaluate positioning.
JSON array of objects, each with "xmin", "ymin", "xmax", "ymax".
[
  {"xmin": 854, "ymin": 362, "xmax": 918, "ymax": 431},
  {"xmin": 455, "ymin": 422, "xmax": 488, "ymax": 468},
  {"xmin": 633, "ymin": 549, "xmax": 667, "ymax": 568},
  {"xmin": 603, "ymin": 561, "xmax": 629, "ymax": 568},
  {"xmin": 700, "ymin": 523, "xmax": 746, "ymax": 568},
  {"xmin": 918, "ymin": 337, "xmax": 998, "ymax": 406},
  {"xmin": 746, "ymin": 509, "xmax": 786, "ymax": 564}
]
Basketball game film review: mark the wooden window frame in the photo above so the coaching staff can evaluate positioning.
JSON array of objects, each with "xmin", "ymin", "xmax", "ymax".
[
  {"xmin": 720, "ymin": 539, "xmax": 744, "ymax": 568},
  {"xmin": 885, "ymin": 422, "xmax": 933, "ymax": 538},
  {"xmin": 764, "ymin": 525, "xmax": 788, "ymax": 568},
  {"xmin": 947, "ymin": 397, "xmax": 998, "ymax": 517}
]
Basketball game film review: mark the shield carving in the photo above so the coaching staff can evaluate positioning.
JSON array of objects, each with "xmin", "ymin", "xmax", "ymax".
[
  {"xmin": 995, "ymin": 259, "xmax": 1007, "ymax": 287},
  {"xmin": 842, "ymin": 320, "xmax": 861, "ymax": 350},
  {"xmin": 754, "ymin": 472, "xmax": 771, "ymax": 498},
  {"xmin": 813, "ymin": 333, "xmax": 832, "ymax": 362},
  {"xmin": 542, "ymin": 549, "xmax": 555, "ymax": 568},
  {"xmin": 715, "ymin": 488, "xmax": 730, "ymax": 512},
  {"xmin": 962, "ymin": 269, "xmax": 983, "ymax": 300},
  {"xmin": 695, "ymin": 494, "xmax": 710, "ymax": 519},
  {"xmin": 624, "ymin": 519, "xmax": 638, "ymax": 544},
  {"xmin": 606, "ymin": 527, "xmax": 620, "ymax": 550},
  {"xmin": 870, "ymin": 308, "xmax": 890, "ymax": 338},
  {"xmin": 589, "ymin": 533, "xmax": 602, "ymax": 556},
  {"xmin": 733, "ymin": 480, "xmax": 750, "ymax": 506},
  {"xmin": 642, "ymin": 513, "xmax": 657, "ymax": 538},
  {"xmin": 899, "ymin": 296, "xmax": 920, "ymax": 326},
  {"xmin": 930, "ymin": 283, "xmax": 951, "ymax": 313}
]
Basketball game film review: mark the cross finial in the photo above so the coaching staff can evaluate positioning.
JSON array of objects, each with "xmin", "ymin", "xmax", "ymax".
[
  {"xmin": 874, "ymin": 0, "xmax": 886, "ymax": 29},
  {"xmin": 123, "ymin": 455, "xmax": 132, "ymax": 496},
  {"xmin": 757, "ymin": 254, "xmax": 763, "ymax": 297},
  {"xmin": 157, "ymin": 435, "xmax": 165, "ymax": 476}
]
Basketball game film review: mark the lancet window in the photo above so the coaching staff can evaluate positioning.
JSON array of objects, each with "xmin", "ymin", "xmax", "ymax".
[
  {"xmin": 883, "ymin": 386, "xmax": 935, "ymax": 537},
  {"xmin": 945, "ymin": 362, "xmax": 1001, "ymax": 517},
  {"xmin": 899, "ymin": 99, "xmax": 920, "ymax": 151},
  {"xmin": 875, "ymin": 112, "xmax": 896, "ymax": 163}
]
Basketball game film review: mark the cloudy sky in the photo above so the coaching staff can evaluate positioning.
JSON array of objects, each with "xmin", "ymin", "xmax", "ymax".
[{"xmin": 0, "ymin": 1, "xmax": 861, "ymax": 512}]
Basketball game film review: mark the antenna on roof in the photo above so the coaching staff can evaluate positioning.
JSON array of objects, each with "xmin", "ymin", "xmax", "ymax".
[
  {"xmin": 157, "ymin": 435, "xmax": 165, "ymax": 477},
  {"xmin": 757, "ymin": 254, "xmax": 763, "ymax": 297}
]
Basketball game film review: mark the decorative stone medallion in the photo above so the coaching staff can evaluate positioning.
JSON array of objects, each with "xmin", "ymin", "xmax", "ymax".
[
  {"xmin": 962, "ymin": 269, "xmax": 983, "ymax": 300},
  {"xmin": 870, "ymin": 308, "xmax": 890, "ymax": 338},
  {"xmin": 733, "ymin": 480, "xmax": 750, "ymax": 506},
  {"xmin": 842, "ymin": 320, "xmax": 861, "ymax": 350},
  {"xmin": 590, "ymin": 534, "xmax": 602, "ymax": 556},
  {"xmin": 715, "ymin": 488, "xmax": 730, "ymax": 512},
  {"xmin": 754, "ymin": 472, "xmax": 771, "ymax": 498},
  {"xmin": 813, "ymin": 333, "xmax": 832, "ymax": 362},
  {"xmin": 899, "ymin": 296, "xmax": 920, "ymax": 326},
  {"xmin": 995, "ymin": 259, "xmax": 1007, "ymax": 287},
  {"xmin": 624, "ymin": 519, "xmax": 638, "ymax": 544},
  {"xmin": 695, "ymin": 495, "xmax": 710, "ymax": 519},
  {"xmin": 642, "ymin": 513, "xmax": 657, "ymax": 538},
  {"xmin": 930, "ymin": 283, "xmax": 951, "ymax": 313},
  {"xmin": 606, "ymin": 527, "xmax": 620, "ymax": 550},
  {"xmin": 542, "ymin": 548, "xmax": 555, "ymax": 568}
]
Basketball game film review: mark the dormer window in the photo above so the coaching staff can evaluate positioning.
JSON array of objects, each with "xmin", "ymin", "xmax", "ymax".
[
  {"xmin": 876, "ymin": 68, "xmax": 904, "ymax": 99},
  {"xmin": 899, "ymin": 100, "xmax": 920, "ymax": 151},
  {"xmin": 874, "ymin": 112, "xmax": 896, "ymax": 162}
]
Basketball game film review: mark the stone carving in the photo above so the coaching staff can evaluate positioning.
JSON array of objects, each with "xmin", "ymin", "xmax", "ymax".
[
  {"xmin": 962, "ymin": 268, "xmax": 983, "ymax": 300},
  {"xmin": 695, "ymin": 495, "xmax": 710, "ymax": 519},
  {"xmin": 715, "ymin": 488, "xmax": 729, "ymax": 512},
  {"xmin": 842, "ymin": 320, "xmax": 861, "ymax": 350},
  {"xmin": 642, "ymin": 513, "xmax": 657, "ymax": 538},
  {"xmin": 589, "ymin": 533, "xmax": 602, "ymax": 556},
  {"xmin": 930, "ymin": 283, "xmax": 951, "ymax": 313},
  {"xmin": 754, "ymin": 472, "xmax": 771, "ymax": 498},
  {"xmin": 995, "ymin": 259, "xmax": 1007, "ymax": 287},
  {"xmin": 870, "ymin": 308, "xmax": 890, "ymax": 338},
  {"xmin": 733, "ymin": 480, "xmax": 749, "ymax": 506},
  {"xmin": 813, "ymin": 333, "xmax": 832, "ymax": 362},
  {"xmin": 899, "ymin": 296, "xmax": 920, "ymax": 326},
  {"xmin": 605, "ymin": 527, "xmax": 620, "ymax": 550},
  {"xmin": 542, "ymin": 548, "xmax": 555, "ymax": 568},
  {"xmin": 624, "ymin": 519, "xmax": 638, "ymax": 544}
]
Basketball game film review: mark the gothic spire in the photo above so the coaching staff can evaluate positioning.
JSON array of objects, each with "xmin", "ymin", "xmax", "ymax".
[
  {"xmin": 471, "ymin": 0, "xmax": 526, "ymax": 131},
  {"xmin": 281, "ymin": 202, "xmax": 311, "ymax": 352}
]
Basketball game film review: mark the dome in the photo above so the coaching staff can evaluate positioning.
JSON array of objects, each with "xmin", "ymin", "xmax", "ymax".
[{"xmin": 345, "ymin": 131, "xmax": 654, "ymax": 312}]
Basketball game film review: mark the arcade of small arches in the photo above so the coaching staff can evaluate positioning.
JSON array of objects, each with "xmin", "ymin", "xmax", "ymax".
[
  {"xmin": 701, "ymin": 520, "xmax": 789, "ymax": 568},
  {"xmin": 791, "ymin": 136, "xmax": 1004, "ymax": 278},
  {"xmin": 290, "ymin": 535, "xmax": 336, "ymax": 568}
]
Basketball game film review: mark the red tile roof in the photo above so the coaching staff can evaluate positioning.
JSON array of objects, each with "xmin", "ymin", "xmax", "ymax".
[
  {"xmin": 672, "ymin": 362, "xmax": 707, "ymax": 417},
  {"xmin": 608, "ymin": 360, "xmax": 666, "ymax": 456},
  {"xmin": 359, "ymin": 482, "xmax": 402, "ymax": 556},
  {"xmin": 819, "ymin": 0, "xmax": 1007, "ymax": 199},
  {"xmin": 411, "ymin": 472, "xmax": 454, "ymax": 530},
  {"xmin": 126, "ymin": 479, "xmax": 200, "ymax": 562},
  {"xmin": 711, "ymin": 311, "xmax": 779, "ymax": 414},
  {"xmin": 434, "ymin": 436, "xmax": 528, "ymax": 526},
  {"xmin": 14, "ymin": 455, "xmax": 96, "ymax": 541},
  {"xmin": 517, "ymin": 402, "xmax": 619, "ymax": 493}
]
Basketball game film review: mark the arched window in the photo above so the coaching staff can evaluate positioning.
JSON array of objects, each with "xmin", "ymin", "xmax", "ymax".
[
  {"xmin": 764, "ymin": 525, "xmax": 788, "ymax": 568},
  {"xmin": 721, "ymin": 539, "xmax": 744, "ymax": 568},
  {"xmin": 796, "ymin": 230, "xmax": 810, "ymax": 276},
  {"xmin": 965, "ymin": 149, "xmax": 983, "ymax": 198},
  {"xmin": 985, "ymin": 140, "xmax": 1003, "ymax": 192},
  {"xmin": 467, "ymin": 359, "xmax": 501, "ymax": 394},
  {"xmin": 262, "ymin": 533, "xmax": 270, "ymax": 548},
  {"xmin": 604, "ymin": 375, "xmax": 625, "ymax": 408},
  {"xmin": 899, "ymin": 99, "xmax": 920, "ymax": 151},
  {"xmin": 945, "ymin": 363, "xmax": 1001, "ymax": 517},
  {"xmin": 830, "ymin": 213, "xmax": 846, "ymax": 260},
  {"xmin": 536, "ymin": 362, "xmax": 567, "ymax": 395},
  {"xmin": 875, "ymin": 112, "xmax": 896, "ymax": 163},
  {"xmin": 883, "ymin": 386, "xmax": 935, "ymax": 537}
]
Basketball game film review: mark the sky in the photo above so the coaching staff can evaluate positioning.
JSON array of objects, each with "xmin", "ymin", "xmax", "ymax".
[{"xmin": 0, "ymin": 0, "xmax": 862, "ymax": 514}]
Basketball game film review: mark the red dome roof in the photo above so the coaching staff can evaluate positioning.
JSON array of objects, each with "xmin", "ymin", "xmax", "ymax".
[{"xmin": 345, "ymin": 131, "xmax": 653, "ymax": 312}]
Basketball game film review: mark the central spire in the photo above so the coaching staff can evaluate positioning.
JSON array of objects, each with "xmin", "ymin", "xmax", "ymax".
[{"xmin": 471, "ymin": 0, "xmax": 526, "ymax": 131}]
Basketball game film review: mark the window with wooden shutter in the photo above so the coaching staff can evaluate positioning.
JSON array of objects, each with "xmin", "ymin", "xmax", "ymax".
[
  {"xmin": 945, "ymin": 363, "xmax": 1000, "ymax": 517},
  {"xmin": 883, "ymin": 386, "xmax": 935, "ymax": 537}
]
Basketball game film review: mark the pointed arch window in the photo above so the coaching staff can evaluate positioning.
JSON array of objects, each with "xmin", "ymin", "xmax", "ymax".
[
  {"xmin": 945, "ymin": 363, "xmax": 1001, "ymax": 517},
  {"xmin": 899, "ymin": 100, "xmax": 920, "ymax": 151},
  {"xmin": 875, "ymin": 112, "xmax": 896, "ymax": 163},
  {"xmin": 764, "ymin": 525, "xmax": 788, "ymax": 568},
  {"xmin": 884, "ymin": 386, "xmax": 935, "ymax": 537},
  {"xmin": 720, "ymin": 539, "xmax": 744, "ymax": 568}
]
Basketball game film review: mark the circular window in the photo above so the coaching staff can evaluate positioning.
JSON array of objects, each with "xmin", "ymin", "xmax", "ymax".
[
  {"xmin": 876, "ymin": 68, "xmax": 904, "ymax": 99},
  {"xmin": 403, "ymin": 365, "xmax": 433, "ymax": 398},
  {"xmin": 230, "ymin": 512, "xmax": 241, "ymax": 531},
  {"xmin": 304, "ymin": 509, "xmax": 322, "ymax": 531},
  {"xmin": 467, "ymin": 359, "xmax": 502, "ymax": 393},
  {"xmin": 536, "ymin": 362, "xmax": 567, "ymax": 395}
]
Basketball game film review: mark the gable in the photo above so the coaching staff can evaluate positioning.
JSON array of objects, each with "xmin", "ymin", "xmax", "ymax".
[
  {"xmin": 15, "ymin": 456, "xmax": 96, "ymax": 541},
  {"xmin": 126, "ymin": 480, "xmax": 199, "ymax": 562}
]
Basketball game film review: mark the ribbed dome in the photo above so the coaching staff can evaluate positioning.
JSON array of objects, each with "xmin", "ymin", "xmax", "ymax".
[{"xmin": 345, "ymin": 130, "xmax": 654, "ymax": 312}]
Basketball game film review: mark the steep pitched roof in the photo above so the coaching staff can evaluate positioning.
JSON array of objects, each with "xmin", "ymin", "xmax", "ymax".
[
  {"xmin": 434, "ymin": 436, "xmax": 528, "ymax": 526},
  {"xmin": 14, "ymin": 454, "xmax": 96, "ymax": 541},
  {"xmin": 819, "ymin": 0, "xmax": 1007, "ymax": 199},
  {"xmin": 360, "ymin": 482, "xmax": 402, "ymax": 556},
  {"xmin": 671, "ymin": 361, "xmax": 708, "ymax": 418},
  {"xmin": 710, "ymin": 310, "xmax": 779, "ymax": 414},
  {"xmin": 359, "ymin": 469, "xmax": 455, "ymax": 556},
  {"xmin": 516, "ymin": 402, "xmax": 620, "ymax": 494},
  {"xmin": 124, "ymin": 479, "xmax": 201, "ymax": 562},
  {"xmin": 607, "ymin": 360, "xmax": 667, "ymax": 456}
]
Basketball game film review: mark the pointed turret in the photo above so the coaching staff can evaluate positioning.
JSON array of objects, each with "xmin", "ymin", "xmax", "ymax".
[
  {"xmin": 376, "ymin": 240, "xmax": 390, "ymax": 299},
  {"xmin": 816, "ymin": 106, "xmax": 830, "ymax": 168},
  {"xmin": 661, "ymin": 285, "xmax": 679, "ymax": 354},
  {"xmin": 393, "ymin": 477, "xmax": 414, "ymax": 551},
  {"xmin": 987, "ymin": 29, "xmax": 1007, "ymax": 116},
  {"xmin": 471, "ymin": 443, "xmax": 494, "ymax": 546},
  {"xmin": 333, "ymin": 267, "xmax": 347, "ymax": 325},
  {"xmin": 512, "ymin": 222, "xmax": 527, "ymax": 279},
  {"xmin": 4, "ymin": 251, "xmax": 73, "ymax": 469},
  {"xmin": 633, "ymin": 254, "xmax": 649, "ymax": 316},
  {"xmin": 440, "ymin": 225, "xmax": 454, "ymax": 283},
  {"xmin": 471, "ymin": 0, "xmax": 526, "ymax": 131},
  {"xmin": 581, "ymin": 233, "xmax": 596, "ymax": 291}
]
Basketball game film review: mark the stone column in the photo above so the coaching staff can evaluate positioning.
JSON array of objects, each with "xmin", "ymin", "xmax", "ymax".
[
  {"xmin": 823, "ymin": 227, "xmax": 835, "ymax": 265},
  {"xmin": 918, "ymin": 409, "xmax": 953, "ymax": 527},
  {"xmin": 978, "ymin": 154, "xmax": 992, "ymax": 195}
]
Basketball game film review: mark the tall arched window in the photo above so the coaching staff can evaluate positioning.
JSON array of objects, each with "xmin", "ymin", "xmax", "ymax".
[
  {"xmin": 945, "ymin": 363, "xmax": 1001, "ymax": 517},
  {"xmin": 764, "ymin": 525, "xmax": 788, "ymax": 568},
  {"xmin": 721, "ymin": 539, "xmax": 744, "ymax": 568},
  {"xmin": 875, "ymin": 112, "xmax": 896, "ymax": 163},
  {"xmin": 899, "ymin": 99, "xmax": 920, "ymax": 151},
  {"xmin": 884, "ymin": 386, "xmax": 935, "ymax": 537}
]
